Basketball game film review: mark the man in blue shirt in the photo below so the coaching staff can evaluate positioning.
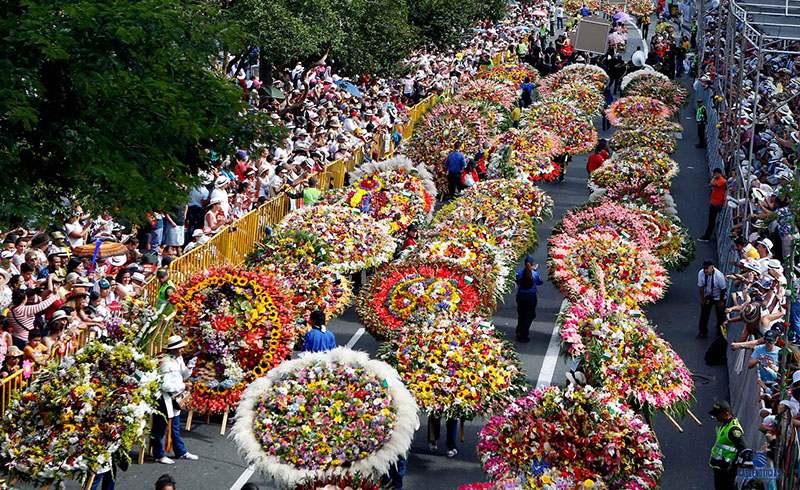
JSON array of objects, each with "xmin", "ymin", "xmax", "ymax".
[
  {"xmin": 302, "ymin": 309, "xmax": 337, "ymax": 353},
  {"xmin": 520, "ymin": 77, "xmax": 536, "ymax": 107},
  {"xmin": 580, "ymin": 5, "xmax": 591, "ymax": 15},
  {"xmin": 516, "ymin": 256, "xmax": 544, "ymax": 343},
  {"xmin": 748, "ymin": 329, "xmax": 780, "ymax": 385},
  {"xmin": 445, "ymin": 142, "xmax": 467, "ymax": 199}
]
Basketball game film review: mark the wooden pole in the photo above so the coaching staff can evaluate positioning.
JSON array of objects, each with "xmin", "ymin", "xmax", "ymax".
[
  {"xmin": 459, "ymin": 418, "xmax": 465, "ymax": 443},
  {"xmin": 664, "ymin": 412, "xmax": 685, "ymax": 433},
  {"xmin": 220, "ymin": 408, "xmax": 230, "ymax": 436},
  {"xmin": 427, "ymin": 418, "xmax": 434, "ymax": 442},
  {"xmin": 686, "ymin": 409, "xmax": 703, "ymax": 427},
  {"xmin": 82, "ymin": 474, "xmax": 96, "ymax": 490},
  {"xmin": 186, "ymin": 410, "xmax": 194, "ymax": 431},
  {"xmin": 138, "ymin": 431, "xmax": 147, "ymax": 465}
]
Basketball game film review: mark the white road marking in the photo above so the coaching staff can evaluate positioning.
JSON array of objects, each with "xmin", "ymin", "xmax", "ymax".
[
  {"xmin": 536, "ymin": 299, "xmax": 568, "ymax": 388},
  {"xmin": 228, "ymin": 465, "xmax": 255, "ymax": 490},
  {"xmin": 346, "ymin": 327, "xmax": 366, "ymax": 348}
]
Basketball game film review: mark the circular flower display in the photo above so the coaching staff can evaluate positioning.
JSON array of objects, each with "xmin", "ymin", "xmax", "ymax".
[
  {"xmin": 462, "ymin": 179, "xmax": 554, "ymax": 224},
  {"xmin": 627, "ymin": 0, "xmax": 655, "ymax": 15},
  {"xmin": 489, "ymin": 130, "xmax": 563, "ymax": 182},
  {"xmin": 323, "ymin": 157, "xmax": 435, "ymax": 234},
  {"xmin": 246, "ymin": 230, "xmax": 332, "ymax": 269},
  {"xmin": 551, "ymin": 201, "xmax": 656, "ymax": 253},
  {"xmin": 480, "ymin": 63, "xmax": 539, "ymax": 84},
  {"xmin": 525, "ymin": 101, "xmax": 598, "ymax": 154},
  {"xmin": 609, "ymin": 128, "xmax": 677, "ymax": 154},
  {"xmin": 623, "ymin": 73, "xmax": 688, "ymax": 115},
  {"xmin": 478, "ymin": 385, "xmax": 663, "ymax": 488},
  {"xmin": 355, "ymin": 259, "xmax": 497, "ymax": 340},
  {"xmin": 0, "ymin": 342, "xmax": 159, "ymax": 486},
  {"xmin": 563, "ymin": 0, "xmax": 601, "ymax": 14},
  {"xmin": 458, "ymin": 79, "xmax": 519, "ymax": 109},
  {"xmin": 232, "ymin": 348, "xmax": 418, "ymax": 488},
  {"xmin": 558, "ymin": 294, "xmax": 650, "ymax": 356},
  {"xmin": 276, "ymin": 206, "xmax": 396, "ymax": 274},
  {"xmin": 171, "ymin": 267, "xmax": 295, "ymax": 413},
  {"xmin": 426, "ymin": 222, "xmax": 498, "ymax": 250},
  {"xmin": 606, "ymin": 96, "xmax": 682, "ymax": 131},
  {"xmin": 545, "ymin": 82, "xmax": 606, "ymax": 120},
  {"xmin": 548, "ymin": 231, "xmax": 668, "ymax": 305},
  {"xmin": 537, "ymin": 64, "xmax": 609, "ymax": 98},
  {"xmin": 589, "ymin": 147, "xmax": 680, "ymax": 190},
  {"xmin": 404, "ymin": 102, "xmax": 492, "ymax": 194},
  {"xmin": 622, "ymin": 203, "xmax": 696, "ymax": 271},
  {"xmin": 380, "ymin": 315, "xmax": 527, "ymax": 420},
  {"xmin": 401, "ymin": 239, "xmax": 512, "ymax": 299}
]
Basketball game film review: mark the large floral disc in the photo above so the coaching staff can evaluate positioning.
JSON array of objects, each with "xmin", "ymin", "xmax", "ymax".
[
  {"xmin": 562, "ymin": 0, "xmax": 602, "ymax": 14},
  {"xmin": 478, "ymin": 385, "xmax": 663, "ymax": 489},
  {"xmin": 479, "ymin": 62, "xmax": 539, "ymax": 84},
  {"xmin": 524, "ymin": 101, "xmax": 598, "ymax": 155},
  {"xmin": 457, "ymin": 79, "xmax": 519, "ymax": 109},
  {"xmin": 379, "ymin": 315, "xmax": 527, "ymax": 420},
  {"xmin": 622, "ymin": 71, "xmax": 688, "ymax": 116},
  {"xmin": 321, "ymin": 156, "xmax": 435, "ymax": 234},
  {"xmin": 606, "ymin": 96, "xmax": 683, "ymax": 131},
  {"xmin": 551, "ymin": 200, "xmax": 657, "ymax": 253},
  {"xmin": 548, "ymin": 231, "xmax": 669, "ymax": 305},
  {"xmin": 589, "ymin": 146, "xmax": 680, "ymax": 191},
  {"xmin": 171, "ymin": 267, "xmax": 295, "ymax": 414},
  {"xmin": 622, "ymin": 202, "xmax": 696, "ymax": 271},
  {"xmin": 488, "ymin": 129, "xmax": 563, "ymax": 183},
  {"xmin": 0, "ymin": 342, "xmax": 159, "ymax": 486},
  {"xmin": 544, "ymin": 82, "xmax": 606, "ymax": 121},
  {"xmin": 355, "ymin": 259, "xmax": 497, "ymax": 340},
  {"xmin": 276, "ymin": 206, "xmax": 396, "ymax": 274},
  {"xmin": 246, "ymin": 230, "xmax": 332, "ymax": 270},
  {"xmin": 462, "ymin": 179, "xmax": 554, "ymax": 224},
  {"xmin": 232, "ymin": 348, "xmax": 418, "ymax": 488},
  {"xmin": 537, "ymin": 64, "xmax": 608, "ymax": 98},
  {"xmin": 609, "ymin": 128, "xmax": 678, "ymax": 154}
]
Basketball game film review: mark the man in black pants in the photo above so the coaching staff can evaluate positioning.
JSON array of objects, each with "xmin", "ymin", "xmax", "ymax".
[
  {"xmin": 697, "ymin": 260, "xmax": 727, "ymax": 339},
  {"xmin": 444, "ymin": 142, "xmax": 466, "ymax": 199},
  {"xmin": 696, "ymin": 99, "xmax": 708, "ymax": 148}
]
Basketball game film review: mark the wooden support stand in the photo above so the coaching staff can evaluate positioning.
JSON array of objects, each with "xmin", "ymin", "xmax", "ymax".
[
  {"xmin": 83, "ymin": 473, "xmax": 95, "ymax": 490},
  {"xmin": 663, "ymin": 412, "xmax": 685, "ymax": 433},
  {"xmin": 185, "ymin": 409, "xmax": 194, "ymax": 431},
  {"xmin": 220, "ymin": 408, "xmax": 230, "ymax": 436},
  {"xmin": 686, "ymin": 409, "xmax": 703, "ymax": 427}
]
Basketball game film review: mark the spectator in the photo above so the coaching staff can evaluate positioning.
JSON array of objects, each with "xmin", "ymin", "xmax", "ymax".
[
  {"xmin": 155, "ymin": 474, "xmax": 177, "ymax": 490},
  {"xmin": 697, "ymin": 168, "xmax": 726, "ymax": 242},
  {"xmin": 8, "ymin": 277, "xmax": 57, "ymax": 349},
  {"xmin": 23, "ymin": 329, "xmax": 50, "ymax": 366},
  {"xmin": 0, "ymin": 345, "xmax": 23, "ymax": 379},
  {"xmin": 302, "ymin": 309, "xmax": 337, "ymax": 353},
  {"xmin": 697, "ymin": 259, "xmax": 727, "ymax": 339}
]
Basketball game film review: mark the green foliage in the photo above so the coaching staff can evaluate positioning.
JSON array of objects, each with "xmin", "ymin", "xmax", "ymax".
[
  {"xmin": 408, "ymin": 0, "xmax": 508, "ymax": 49},
  {"xmin": 0, "ymin": 0, "xmax": 277, "ymax": 228}
]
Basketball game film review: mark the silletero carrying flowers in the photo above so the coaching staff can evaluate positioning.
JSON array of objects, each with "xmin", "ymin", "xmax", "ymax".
[
  {"xmin": 609, "ymin": 128, "xmax": 678, "ymax": 154},
  {"xmin": 170, "ymin": 267, "xmax": 295, "ymax": 414},
  {"xmin": 379, "ymin": 315, "xmax": 527, "ymax": 420},
  {"xmin": 480, "ymin": 62, "xmax": 539, "ymax": 84},
  {"xmin": 605, "ymin": 96, "xmax": 683, "ymax": 131},
  {"xmin": 588, "ymin": 147, "xmax": 680, "ymax": 191},
  {"xmin": 524, "ymin": 101, "xmax": 599, "ymax": 155},
  {"xmin": 231, "ymin": 348, "xmax": 418, "ymax": 489},
  {"xmin": 477, "ymin": 385, "xmax": 663, "ymax": 490},
  {"xmin": 0, "ymin": 342, "xmax": 159, "ymax": 486}
]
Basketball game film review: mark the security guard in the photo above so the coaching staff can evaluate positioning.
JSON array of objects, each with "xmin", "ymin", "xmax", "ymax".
[
  {"xmin": 156, "ymin": 267, "xmax": 176, "ymax": 305},
  {"xmin": 709, "ymin": 400, "xmax": 747, "ymax": 490},
  {"xmin": 696, "ymin": 99, "xmax": 708, "ymax": 148}
]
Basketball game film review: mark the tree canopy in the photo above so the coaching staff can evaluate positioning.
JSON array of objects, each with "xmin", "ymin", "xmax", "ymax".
[{"xmin": 0, "ymin": 0, "xmax": 275, "ymax": 228}]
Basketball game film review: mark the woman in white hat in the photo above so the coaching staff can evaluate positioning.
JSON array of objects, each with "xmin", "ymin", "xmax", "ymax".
[
  {"xmin": 204, "ymin": 196, "xmax": 229, "ymax": 233},
  {"xmin": 150, "ymin": 335, "xmax": 199, "ymax": 464}
]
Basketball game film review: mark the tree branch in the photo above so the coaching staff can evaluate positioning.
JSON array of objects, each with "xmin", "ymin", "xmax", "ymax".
[{"xmin": 278, "ymin": 44, "xmax": 331, "ymax": 117}]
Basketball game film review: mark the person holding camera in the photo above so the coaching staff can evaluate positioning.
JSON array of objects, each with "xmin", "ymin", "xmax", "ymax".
[{"xmin": 697, "ymin": 259, "xmax": 727, "ymax": 339}]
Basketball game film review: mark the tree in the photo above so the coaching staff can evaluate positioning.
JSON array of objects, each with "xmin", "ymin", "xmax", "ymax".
[
  {"xmin": 408, "ymin": 0, "xmax": 508, "ymax": 49},
  {"xmin": 0, "ymin": 0, "xmax": 276, "ymax": 228}
]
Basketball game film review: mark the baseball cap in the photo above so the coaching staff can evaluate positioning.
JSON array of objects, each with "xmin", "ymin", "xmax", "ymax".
[
  {"xmin": 98, "ymin": 279, "xmax": 111, "ymax": 289},
  {"xmin": 156, "ymin": 268, "xmax": 169, "ymax": 279},
  {"xmin": 709, "ymin": 400, "xmax": 732, "ymax": 415},
  {"xmin": 764, "ymin": 329, "xmax": 780, "ymax": 342},
  {"xmin": 0, "ymin": 250, "xmax": 14, "ymax": 260}
]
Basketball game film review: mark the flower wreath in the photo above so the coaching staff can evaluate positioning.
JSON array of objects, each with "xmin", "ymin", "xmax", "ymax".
[
  {"xmin": 276, "ymin": 206, "xmax": 396, "ymax": 274},
  {"xmin": 462, "ymin": 179, "xmax": 555, "ymax": 224},
  {"xmin": 524, "ymin": 101, "xmax": 599, "ymax": 155},
  {"xmin": 489, "ymin": 129, "xmax": 563, "ymax": 183},
  {"xmin": 622, "ymin": 202, "xmax": 696, "ymax": 271},
  {"xmin": 589, "ymin": 147, "xmax": 680, "ymax": 191},
  {"xmin": 609, "ymin": 128, "xmax": 678, "ymax": 154},
  {"xmin": 0, "ymin": 342, "xmax": 159, "ymax": 486},
  {"xmin": 231, "ymin": 348, "xmax": 418, "ymax": 488},
  {"xmin": 171, "ymin": 267, "xmax": 295, "ymax": 414},
  {"xmin": 605, "ymin": 96, "xmax": 683, "ymax": 131},
  {"xmin": 355, "ymin": 259, "xmax": 497, "ymax": 340},
  {"xmin": 551, "ymin": 200, "xmax": 657, "ymax": 253},
  {"xmin": 246, "ymin": 230, "xmax": 332, "ymax": 270},
  {"xmin": 478, "ymin": 385, "xmax": 663, "ymax": 489},
  {"xmin": 562, "ymin": 0, "xmax": 602, "ymax": 14},
  {"xmin": 544, "ymin": 82, "xmax": 606, "ymax": 121},
  {"xmin": 548, "ymin": 231, "xmax": 669, "ymax": 305},
  {"xmin": 458, "ymin": 79, "xmax": 520, "ymax": 109},
  {"xmin": 623, "ymin": 74, "xmax": 688, "ymax": 116},
  {"xmin": 480, "ymin": 63, "xmax": 540, "ymax": 84},
  {"xmin": 537, "ymin": 64, "xmax": 609, "ymax": 98},
  {"xmin": 379, "ymin": 315, "xmax": 527, "ymax": 420}
]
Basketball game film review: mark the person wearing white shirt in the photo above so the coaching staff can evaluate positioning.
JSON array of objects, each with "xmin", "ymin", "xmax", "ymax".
[
  {"xmin": 150, "ymin": 335, "xmax": 199, "ymax": 465},
  {"xmin": 209, "ymin": 176, "xmax": 230, "ymax": 217},
  {"xmin": 697, "ymin": 259, "xmax": 728, "ymax": 339}
]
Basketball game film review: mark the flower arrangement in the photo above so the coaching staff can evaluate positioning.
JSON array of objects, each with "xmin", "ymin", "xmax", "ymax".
[
  {"xmin": 481, "ymin": 63, "xmax": 539, "ymax": 84},
  {"xmin": 548, "ymin": 231, "xmax": 668, "ymax": 305},
  {"xmin": 379, "ymin": 315, "xmax": 527, "ymax": 420},
  {"xmin": 401, "ymin": 239, "xmax": 512, "ymax": 300},
  {"xmin": 545, "ymin": 82, "xmax": 606, "ymax": 120},
  {"xmin": 105, "ymin": 298, "xmax": 162, "ymax": 344},
  {"xmin": 627, "ymin": 0, "xmax": 655, "ymax": 16},
  {"xmin": 525, "ymin": 101, "xmax": 599, "ymax": 154},
  {"xmin": 355, "ymin": 259, "xmax": 497, "ymax": 340},
  {"xmin": 322, "ymin": 157, "xmax": 435, "ymax": 234},
  {"xmin": 458, "ymin": 79, "xmax": 519, "ymax": 109},
  {"xmin": 622, "ymin": 203, "xmax": 696, "ymax": 271},
  {"xmin": 462, "ymin": 179, "xmax": 555, "ymax": 224},
  {"xmin": 562, "ymin": 0, "xmax": 601, "ymax": 15},
  {"xmin": 609, "ymin": 129, "xmax": 677, "ymax": 154},
  {"xmin": 605, "ymin": 96, "xmax": 682, "ymax": 131},
  {"xmin": 404, "ymin": 101, "xmax": 491, "ymax": 194},
  {"xmin": 170, "ymin": 267, "xmax": 295, "ymax": 414},
  {"xmin": 488, "ymin": 130, "xmax": 563, "ymax": 182},
  {"xmin": 231, "ymin": 348, "xmax": 418, "ymax": 488},
  {"xmin": 0, "ymin": 342, "xmax": 159, "ymax": 486},
  {"xmin": 246, "ymin": 230, "xmax": 332, "ymax": 269},
  {"xmin": 434, "ymin": 195, "xmax": 538, "ymax": 256},
  {"xmin": 537, "ymin": 64, "xmax": 609, "ymax": 98},
  {"xmin": 276, "ymin": 206, "xmax": 396, "ymax": 274},
  {"xmin": 589, "ymin": 147, "xmax": 680, "ymax": 190},
  {"xmin": 623, "ymin": 74, "xmax": 688, "ymax": 115},
  {"xmin": 426, "ymin": 222, "xmax": 499, "ymax": 249},
  {"xmin": 557, "ymin": 294, "xmax": 651, "ymax": 356},
  {"xmin": 291, "ymin": 475, "xmax": 383, "ymax": 490},
  {"xmin": 551, "ymin": 200, "xmax": 657, "ymax": 253},
  {"xmin": 478, "ymin": 385, "xmax": 663, "ymax": 489}
]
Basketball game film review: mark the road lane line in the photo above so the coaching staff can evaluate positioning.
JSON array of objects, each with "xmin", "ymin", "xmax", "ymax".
[
  {"xmin": 346, "ymin": 327, "xmax": 366, "ymax": 348},
  {"xmin": 228, "ymin": 465, "xmax": 255, "ymax": 490},
  {"xmin": 536, "ymin": 299, "xmax": 568, "ymax": 388}
]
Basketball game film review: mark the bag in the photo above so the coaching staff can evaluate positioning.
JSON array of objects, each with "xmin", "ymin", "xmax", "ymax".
[
  {"xmin": 463, "ymin": 173, "xmax": 475, "ymax": 187},
  {"xmin": 705, "ymin": 336, "xmax": 728, "ymax": 366}
]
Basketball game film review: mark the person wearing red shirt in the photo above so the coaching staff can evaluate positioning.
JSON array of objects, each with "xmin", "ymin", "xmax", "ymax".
[
  {"xmin": 698, "ymin": 168, "xmax": 727, "ymax": 242},
  {"xmin": 586, "ymin": 144, "xmax": 609, "ymax": 174},
  {"xmin": 401, "ymin": 224, "xmax": 418, "ymax": 251}
]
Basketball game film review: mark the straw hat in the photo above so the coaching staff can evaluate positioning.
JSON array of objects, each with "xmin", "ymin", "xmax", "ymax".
[{"xmin": 165, "ymin": 335, "xmax": 189, "ymax": 350}]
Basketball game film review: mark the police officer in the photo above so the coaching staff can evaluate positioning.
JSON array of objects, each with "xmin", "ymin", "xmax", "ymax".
[
  {"xmin": 696, "ymin": 99, "xmax": 708, "ymax": 148},
  {"xmin": 709, "ymin": 400, "xmax": 747, "ymax": 490},
  {"xmin": 156, "ymin": 267, "xmax": 176, "ymax": 306}
]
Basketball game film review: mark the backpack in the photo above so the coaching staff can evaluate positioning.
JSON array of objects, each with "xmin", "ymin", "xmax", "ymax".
[{"xmin": 705, "ymin": 336, "xmax": 728, "ymax": 366}]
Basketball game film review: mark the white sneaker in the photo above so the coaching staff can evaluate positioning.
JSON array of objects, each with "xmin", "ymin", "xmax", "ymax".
[
  {"xmin": 427, "ymin": 443, "xmax": 438, "ymax": 453},
  {"xmin": 178, "ymin": 452, "xmax": 199, "ymax": 460},
  {"xmin": 447, "ymin": 448, "xmax": 458, "ymax": 458},
  {"xmin": 158, "ymin": 457, "xmax": 175, "ymax": 465}
]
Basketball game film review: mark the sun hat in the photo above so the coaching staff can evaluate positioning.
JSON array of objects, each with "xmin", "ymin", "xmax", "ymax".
[
  {"xmin": 214, "ymin": 176, "xmax": 229, "ymax": 188},
  {"xmin": 65, "ymin": 272, "xmax": 80, "ymax": 283},
  {"xmin": 0, "ymin": 250, "xmax": 14, "ymax": 260},
  {"xmin": 209, "ymin": 196, "xmax": 223, "ymax": 205},
  {"xmin": 6, "ymin": 346, "xmax": 23, "ymax": 358},
  {"xmin": 165, "ymin": 335, "xmax": 189, "ymax": 350},
  {"xmin": 108, "ymin": 255, "xmax": 127, "ymax": 267},
  {"xmin": 192, "ymin": 229, "xmax": 205, "ymax": 238},
  {"xmin": 131, "ymin": 272, "xmax": 146, "ymax": 283},
  {"xmin": 50, "ymin": 309, "xmax": 70, "ymax": 322},
  {"xmin": 742, "ymin": 303, "xmax": 761, "ymax": 323},
  {"xmin": 757, "ymin": 238, "xmax": 774, "ymax": 251}
]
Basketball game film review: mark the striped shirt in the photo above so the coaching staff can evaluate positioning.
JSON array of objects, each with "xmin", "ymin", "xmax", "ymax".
[{"xmin": 10, "ymin": 295, "xmax": 58, "ymax": 343}]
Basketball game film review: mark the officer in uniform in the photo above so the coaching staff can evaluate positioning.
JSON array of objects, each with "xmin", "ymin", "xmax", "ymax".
[
  {"xmin": 709, "ymin": 400, "xmax": 747, "ymax": 490},
  {"xmin": 156, "ymin": 267, "xmax": 176, "ymax": 306},
  {"xmin": 696, "ymin": 99, "xmax": 708, "ymax": 148}
]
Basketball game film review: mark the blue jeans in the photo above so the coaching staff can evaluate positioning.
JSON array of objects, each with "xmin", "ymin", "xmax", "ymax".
[
  {"xmin": 429, "ymin": 418, "xmax": 458, "ymax": 450},
  {"xmin": 90, "ymin": 464, "xmax": 115, "ymax": 490},
  {"xmin": 151, "ymin": 398, "xmax": 188, "ymax": 458},
  {"xmin": 790, "ymin": 302, "xmax": 800, "ymax": 340}
]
